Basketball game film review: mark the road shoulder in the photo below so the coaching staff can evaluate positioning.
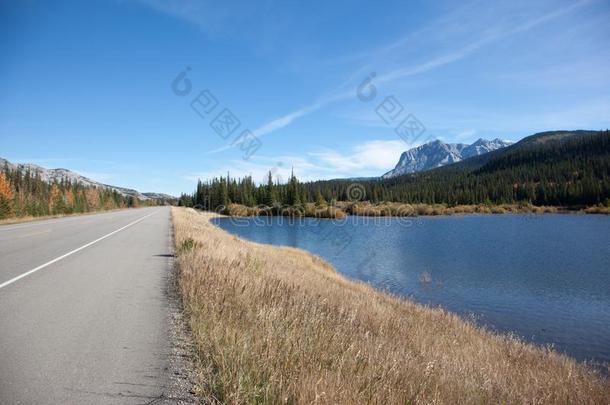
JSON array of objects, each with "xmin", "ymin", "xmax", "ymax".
[{"xmin": 161, "ymin": 211, "xmax": 200, "ymax": 404}]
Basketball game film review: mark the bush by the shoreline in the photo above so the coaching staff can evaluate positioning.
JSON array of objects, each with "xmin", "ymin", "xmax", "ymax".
[
  {"xmin": 223, "ymin": 202, "xmax": 348, "ymax": 218},
  {"xmin": 172, "ymin": 207, "xmax": 609, "ymax": 404},
  {"xmin": 584, "ymin": 204, "xmax": 610, "ymax": 214},
  {"xmin": 346, "ymin": 201, "xmax": 561, "ymax": 216},
  {"xmin": 218, "ymin": 201, "xmax": 574, "ymax": 218}
]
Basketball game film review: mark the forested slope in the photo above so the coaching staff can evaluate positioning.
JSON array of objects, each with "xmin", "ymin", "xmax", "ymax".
[
  {"xmin": 181, "ymin": 130, "xmax": 610, "ymax": 209},
  {"xmin": 0, "ymin": 165, "xmax": 149, "ymax": 219}
]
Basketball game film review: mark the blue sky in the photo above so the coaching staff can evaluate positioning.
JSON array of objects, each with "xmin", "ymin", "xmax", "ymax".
[{"xmin": 1, "ymin": 0, "xmax": 609, "ymax": 196}]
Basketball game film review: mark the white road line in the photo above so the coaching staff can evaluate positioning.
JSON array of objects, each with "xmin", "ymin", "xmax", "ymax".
[{"xmin": 0, "ymin": 210, "xmax": 159, "ymax": 290}]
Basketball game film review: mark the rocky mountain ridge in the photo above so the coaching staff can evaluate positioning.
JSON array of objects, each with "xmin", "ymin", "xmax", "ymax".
[
  {"xmin": 0, "ymin": 157, "xmax": 175, "ymax": 201},
  {"xmin": 382, "ymin": 138, "xmax": 513, "ymax": 178}
]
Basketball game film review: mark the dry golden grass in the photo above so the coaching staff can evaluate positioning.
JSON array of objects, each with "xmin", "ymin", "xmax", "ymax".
[
  {"xmin": 172, "ymin": 207, "xmax": 609, "ymax": 404},
  {"xmin": 0, "ymin": 207, "xmax": 136, "ymax": 226},
  {"xmin": 346, "ymin": 201, "xmax": 562, "ymax": 217},
  {"xmin": 221, "ymin": 202, "xmax": 602, "ymax": 219},
  {"xmin": 225, "ymin": 203, "xmax": 347, "ymax": 218},
  {"xmin": 584, "ymin": 205, "xmax": 610, "ymax": 215}
]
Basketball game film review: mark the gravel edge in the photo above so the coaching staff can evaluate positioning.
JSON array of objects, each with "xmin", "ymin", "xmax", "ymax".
[{"xmin": 158, "ymin": 217, "xmax": 201, "ymax": 404}]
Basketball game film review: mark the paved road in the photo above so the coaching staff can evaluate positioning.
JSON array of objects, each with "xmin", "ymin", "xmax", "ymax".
[{"xmin": 0, "ymin": 207, "xmax": 178, "ymax": 404}]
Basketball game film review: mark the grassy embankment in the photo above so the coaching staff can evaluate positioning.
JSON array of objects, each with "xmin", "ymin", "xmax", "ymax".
[
  {"xmin": 172, "ymin": 207, "xmax": 609, "ymax": 404},
  {"xmin": 0, "ymin": 207, "xmax": 139, "ymax": 226},
  {"xmin": 222, "ymin": 201, "xmax": 609, "ymax": 218}
]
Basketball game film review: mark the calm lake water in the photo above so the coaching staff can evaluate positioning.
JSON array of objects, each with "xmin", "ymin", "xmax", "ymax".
[{"xmin": 213, "ymin": 214, "xmax": 610, "ymax": 364}]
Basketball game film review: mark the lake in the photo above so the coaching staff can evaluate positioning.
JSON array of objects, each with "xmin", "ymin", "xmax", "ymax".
[{"xmin": 213, "ymin": 214, "xmax": 610, "ymax": 364}]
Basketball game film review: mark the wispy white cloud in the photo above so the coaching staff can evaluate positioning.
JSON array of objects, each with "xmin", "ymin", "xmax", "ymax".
[
  {"xmin": 309, "ymin": 139, "xmax": 410, "ymax": 174},
  {"xmin": 252, "ymin": 103, "xmax": 321, "ymax": 137},
  {"xmin": 207, "ymin": 0, "xmax": 590, "ymax": 154},
  {"xmin": 356, "ymin": 0, "xmax": 590, "ymax": 88},
  {"xmin": 207, "ymin": 92, "xmax": 351, "ymax": 154},
  {"xmin": 194, "ymin": 139, "xmax": 416, "ymax": 183}
]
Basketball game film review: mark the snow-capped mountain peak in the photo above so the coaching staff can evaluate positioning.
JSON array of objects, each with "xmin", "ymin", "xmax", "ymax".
[{"xmin": 382, "ymin": 138, "xmax": 512, "ymax": 178}]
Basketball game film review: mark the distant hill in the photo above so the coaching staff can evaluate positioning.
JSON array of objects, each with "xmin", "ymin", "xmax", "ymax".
[
  {"xmin": 428, "ymin": 130, "xmax": 602, "ymax": 173},
  {"xmin": 382, "ymin": 138, "xmax": 512, "ymax": 178},
  {"xmin": 304, "ymin": 130, "xmax": 610, "ymax": 207},
  {"xmin": 0, "ymin": 157, "xmax": 175, "ymax": 201}
]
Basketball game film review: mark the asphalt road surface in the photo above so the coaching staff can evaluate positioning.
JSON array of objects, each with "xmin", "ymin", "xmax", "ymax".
[{"xmin": 0, "ymin": 206, "xmax": 182, "ymax": 404}]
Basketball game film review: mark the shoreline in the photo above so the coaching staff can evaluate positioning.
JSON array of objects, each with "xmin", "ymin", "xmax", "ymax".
[
  {"xmin": 211, "ymin": 209, "xmax": 610, "ymax": 366},
  {"xmin": 212, "ymin": 210, "xmax": 609, "ymax": 222},
  {"xmin": 206, "ymin": 201, "xmax": 610, "ymax": 219},
  {"xmin": 172, "ymin": 207, "xmax": 609, "ymax": 403}
]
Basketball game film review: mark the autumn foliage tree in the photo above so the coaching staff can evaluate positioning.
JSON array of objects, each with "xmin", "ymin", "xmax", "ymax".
[
  {"xmin": 49, "ymin": 184, "xmax": 65, "ymax": 214},
  {"xmin": 0, "ymin": 162, "xmax": 159, "ymax": 219},
  {"xmin": 85, "ymin": 188, "xmax": 100, "ymax": 210},
  {"xmin": 0, "ymin": 172, "xmax": 14, "ymax": 219}
]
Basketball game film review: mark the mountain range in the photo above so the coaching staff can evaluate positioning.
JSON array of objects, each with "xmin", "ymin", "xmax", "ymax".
[
  {"xmin": 302, "ymin": 130, "xmax": 610, "ymax": 208},
  {"xmin": 0, "ymin": 157, "xmax": 175, "ymax": 201},
  {"xmin": 382, "ymin": 138, "xmax": 513, "ymax": 178}
]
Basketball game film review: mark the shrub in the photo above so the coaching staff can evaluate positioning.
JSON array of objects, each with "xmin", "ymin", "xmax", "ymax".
[
  {"xmin": 491, "ymin": 206, "xmax": 507, "ymax": 214},
  {"xmin": 179, "ymin": 237, "xmax": 199, "ymax": 254}
]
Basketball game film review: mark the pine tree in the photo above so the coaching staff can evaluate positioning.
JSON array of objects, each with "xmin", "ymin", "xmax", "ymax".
[
  {"xmin": 286, "ymin": 168, "xmax": 300, "ymax": 206},
  {"xmin": 315, "ymin": 191, "xmax": 326, "ymax": 207},
  {"xmin": 263, "ymin": 171, "xmax": 276, "ymax": 207}
]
